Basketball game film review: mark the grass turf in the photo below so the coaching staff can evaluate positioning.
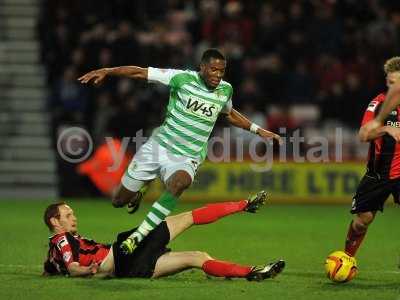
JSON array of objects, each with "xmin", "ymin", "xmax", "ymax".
[{"xmin": 0, "ymin": 199, "xmax": 398, "ymax": 300}]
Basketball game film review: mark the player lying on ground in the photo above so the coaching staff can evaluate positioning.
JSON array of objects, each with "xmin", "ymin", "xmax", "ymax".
[
  {"xmin": 360, "ymin": 56, "xmax": 400, "ymax": 139},
  {"xmin": 78, "ymin": 49, "xmax": 282, "ymax": 254},
  {"xmin": 344, "ymin": 57, "xmax": 400, "ymax": 260},
  {"xmin": 43, "ymin": 191, "xmax": 285, "ymax": 281}
]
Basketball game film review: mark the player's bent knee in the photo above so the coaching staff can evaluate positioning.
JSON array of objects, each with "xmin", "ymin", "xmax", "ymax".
[
  {"xmin": 180, "ymin": 211, "xmax": 194, "ymax": 224},
  {"xmin": 192, "ymin": 251, "xmax": 212, "ymax": 265},
  {"xmin": 112, "ymin": 192, "xmax": 137, "ymax": 208},
  {"xmin": 111, "ymin": 195, "xmax": 124, "ymax": 207},
  {"xmin": 166, "ymin": 172, "xmax": 192, "ymax": 196},
  {"xmin": 353, "ymin": 217, "xmax": 371, "ymax": 232},
  {"xmin": 357, "ymin": 212, "xmax": 375, "ymax": 226},
  {"xmin": 353, "ymin": 221, "xmax": 367, "ymax": 232},
  {"xmin": 201, "ymin": 251, "xmax": 212, "ymax": 261},
  {"xmin": 167, "ymin": 180, "xmax": 191, "ymax": 196}
]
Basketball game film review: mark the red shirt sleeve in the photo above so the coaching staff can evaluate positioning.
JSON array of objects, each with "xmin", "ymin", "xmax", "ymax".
[
  {"xmin": 361, "ymin": 93, "xmax": 385, "ymax": 126},
  {"xmin": 52, "ymin": 234, "xmax": 76, "ymax": 267}
]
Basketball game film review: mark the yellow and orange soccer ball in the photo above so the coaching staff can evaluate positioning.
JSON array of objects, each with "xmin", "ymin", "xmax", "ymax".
[{"xmin": 325, "ymin": 251, "xmax": 358, "ymax": 283}]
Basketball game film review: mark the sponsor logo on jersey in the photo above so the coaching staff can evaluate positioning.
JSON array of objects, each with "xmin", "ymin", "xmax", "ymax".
[
  {"xmin": 186, "ymin": 97, "xmax": 220, "ymax": 120},
  {"xmin": 386, "ymin": 120, "xmax": 400, "ymax": 127}
]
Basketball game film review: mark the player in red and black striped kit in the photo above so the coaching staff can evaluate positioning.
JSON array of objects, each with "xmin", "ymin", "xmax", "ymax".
[
  {"xmin": 43, "ymin": 203, "xmax": 112, "ymax": 276},
  {"xmin": 344, "ymin": 57, "xmax": 400, "ymax": 259},
  {"xmin": 43, "ymin": 192, "xmax": 285, "ymax": 280}
]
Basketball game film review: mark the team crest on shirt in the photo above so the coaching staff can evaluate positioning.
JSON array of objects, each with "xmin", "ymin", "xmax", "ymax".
[{"xmin": 215, "ymin": 90, "xmax": 223, "ymax": 98}]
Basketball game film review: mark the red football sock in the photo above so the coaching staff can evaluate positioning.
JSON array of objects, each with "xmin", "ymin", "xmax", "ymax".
[
  {"xmin": 345, "ymin": 221, "xmax": 367, "ymax": 256},
  {"xmin": 202, "ymin": 259, "xmax": 252, "ymax": 278},
  {"xmin": 192, "ymin": 201, "xmax": 247, "ymax": 224}
]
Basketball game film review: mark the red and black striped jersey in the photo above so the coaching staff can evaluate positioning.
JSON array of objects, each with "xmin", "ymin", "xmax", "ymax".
[
  {"xmin": 361, "ymin": 93, "xmax": 400, "ymax": 179},
  {"xmin": 43, "ymin": 232, "xmax": 111, "ymax": 275}
]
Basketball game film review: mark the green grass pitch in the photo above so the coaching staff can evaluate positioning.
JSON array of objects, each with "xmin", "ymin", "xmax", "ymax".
[{"xmin": 0, "ymin": 199, "xmax": 398, "ymax": 300}]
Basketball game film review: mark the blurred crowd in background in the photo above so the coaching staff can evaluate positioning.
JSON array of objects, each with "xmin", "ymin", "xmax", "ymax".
[{"xmin": 38, "ymin": 0, "xmax": 400, "ymax": 161}]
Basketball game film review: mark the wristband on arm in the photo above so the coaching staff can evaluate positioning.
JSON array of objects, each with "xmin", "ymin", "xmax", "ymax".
[{"xmin": 250, "ymin": 123, "xmax": 260, "ymax": 134}]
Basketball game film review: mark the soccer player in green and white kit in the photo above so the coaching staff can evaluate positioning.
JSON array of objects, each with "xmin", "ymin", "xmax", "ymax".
[{"xmin": 78, "ymin": 49, "xmax": 281, "ymax": 253}]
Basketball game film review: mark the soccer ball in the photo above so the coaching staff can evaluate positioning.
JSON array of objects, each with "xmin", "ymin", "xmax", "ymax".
[{"xmin": 325, "ymin": 251, "xmax": 357, "ymax": 283}]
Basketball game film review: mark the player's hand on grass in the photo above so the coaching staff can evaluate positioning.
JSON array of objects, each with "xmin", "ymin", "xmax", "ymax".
[
  {"xmin": 78, "ymin": 68, "xmax": 108, "ymax": 85},
  {"xmin": 89, "ymin": 262, "xmax": 100, "ymax": 275},
  {"xmin": 257, "ymin": 128, "xmax": 283, "ymax": 145}
]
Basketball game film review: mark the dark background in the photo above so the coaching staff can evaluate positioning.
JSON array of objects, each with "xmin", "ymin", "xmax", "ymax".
[{"xmin": 36, "ymin": 0, "xmax": 400, "ymax": 196}]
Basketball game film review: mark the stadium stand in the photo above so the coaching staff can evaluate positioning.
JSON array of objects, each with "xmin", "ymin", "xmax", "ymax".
[{"xmin": 0, "ymin": 0, "xmax": 57, "ymax": 198}]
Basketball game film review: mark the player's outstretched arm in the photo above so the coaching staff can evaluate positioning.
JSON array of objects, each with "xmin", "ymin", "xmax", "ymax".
[
  {"xmin": 78, "ymin": 66, "xmax": 148, "ymax": 85},
  {"xmin": 361, "ymin": 81, "xmax": 400, "ymax": 139},
  {"xmin": 376, "ymin": 81, "xmax": 400, "ymax": 122},
  {"xmin": 225, "ymin": 108, "xmax": 282, "ymax": 144},
  {"xmin": 359, "ymin": 125, "xmax": 400, "ymax": 143}
]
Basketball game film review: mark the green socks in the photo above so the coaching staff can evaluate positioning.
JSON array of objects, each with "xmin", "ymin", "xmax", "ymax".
[{"xmin": 129, "ymin": 191, "xmax": 178, "ymax": 243}]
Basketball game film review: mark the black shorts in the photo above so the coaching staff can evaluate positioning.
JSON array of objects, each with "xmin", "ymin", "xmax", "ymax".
[
  {"xmin": 351, "ymin": 173, "xmax": 400, "ymax": 214},
  {"xmin": 113, "ymin": 222, "xmax": 171, "ymax": 278}
]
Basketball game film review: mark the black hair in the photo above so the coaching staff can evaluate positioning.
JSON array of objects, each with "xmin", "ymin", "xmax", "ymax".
[{"xmin": 201, "ymin": 49, "xmax": 226, "ymax": 63}]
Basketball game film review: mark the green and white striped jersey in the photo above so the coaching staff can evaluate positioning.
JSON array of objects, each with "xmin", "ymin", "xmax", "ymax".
[{"xmin": 148, "ymin": 67, "xmax": 233, "ymax": 161}]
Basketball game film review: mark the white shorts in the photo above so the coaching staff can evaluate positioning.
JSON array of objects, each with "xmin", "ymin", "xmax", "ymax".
[{"xmin": 121, "ymin": 139, "xmax": 202, "ymax": 192}]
